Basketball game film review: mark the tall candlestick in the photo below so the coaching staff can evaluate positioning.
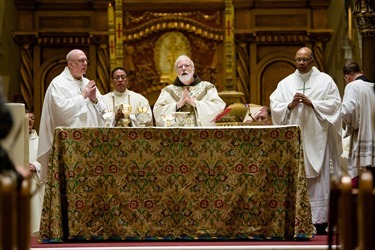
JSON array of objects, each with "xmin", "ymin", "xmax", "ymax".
[
  {"xmin": 115, "ymin": 0, "xmax": 124, "ymax": 67},
  {"xmin": 108, "ymin": 2, "xmax": 116, "ymax": 69},
  {"xmin": 17, "ymin": 179, "xmax": 31, "ymax": 250},
  {"xmin": 0, "ymin": 174, "xmax": 17, "ymax": 250},
  {"xmin": 108, "ymin": 2, "xmax": 114, "ymax": 26}
]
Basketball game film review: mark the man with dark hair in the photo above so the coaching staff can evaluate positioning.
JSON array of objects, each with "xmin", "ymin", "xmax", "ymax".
[
  {"xmin": 26, "ymin": 109, "xmax": 44, "ymax": 235},
  {"xmin": 102, "ymin": 67, "xmax": 152, "ymax": 126},
  {"xmin": 342, "ymin": 61, "xmax": 375, "ymax": 186}
]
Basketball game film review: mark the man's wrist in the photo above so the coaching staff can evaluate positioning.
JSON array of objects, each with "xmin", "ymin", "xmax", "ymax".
[{"xmin": 91, "ymin": 98, "xmax": 98, "ymax": 104}]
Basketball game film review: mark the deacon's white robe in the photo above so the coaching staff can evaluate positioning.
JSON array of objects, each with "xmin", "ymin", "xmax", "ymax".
[
  {"xmin": 29, "ymin": 129, "xmax": 44, "ymax": 236},
  {"xmin": 270, "ymin": 66, "xmax": 342, "ymax": 224},
  {"xmin": 341, "ymin": 79, "xmax": 375, "ymax": 173},
  {"xmin": 153, "ymin": 81, "xmax": 226, "ymax": 127},
  {"xmin": 37, "ymin": 67, "xmax": 106, "ymax": 182},
  {"xmin": 103, "ymin": 89, "xmax": 152, "ymax": 126}
]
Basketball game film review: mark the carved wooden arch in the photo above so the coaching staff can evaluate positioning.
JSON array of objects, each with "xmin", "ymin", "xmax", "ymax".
[
  {"xmin": 121, "ymin": 11, "xmax": 224, "ymax": 106},
  {"xmin": 256, "ymin": 53, "xmax": 296, "ymax": 107},
  {"xmin": 39, "ymin": 57, "xmax": 67, "ymax": 102},
  {"xmin": 123, "ymin": 15, "xmax": 224, "ymax": 41}
]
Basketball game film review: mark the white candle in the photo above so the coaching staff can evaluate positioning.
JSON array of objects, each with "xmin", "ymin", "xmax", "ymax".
[
  {"xmin": 108, "ymin": 2, "xmax": 114, "ymax": 25},
  {"xmin": 17, "ymin": 179, "xmax": 31, "ymax": 250},
  {"xmin": 0, "ymin": 174, "xmax": 17, "ymax": 250}
]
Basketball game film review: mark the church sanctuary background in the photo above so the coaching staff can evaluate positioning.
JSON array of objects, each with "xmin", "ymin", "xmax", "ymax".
[{"xmin": 0, "ymin": 0, "xmax": 374, "ymax": 130}]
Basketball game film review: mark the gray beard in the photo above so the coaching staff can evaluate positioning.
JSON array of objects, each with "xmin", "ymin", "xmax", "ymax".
[{"xmin": 178, "ymin": 74, "xmax": 192, "ymax": 84}]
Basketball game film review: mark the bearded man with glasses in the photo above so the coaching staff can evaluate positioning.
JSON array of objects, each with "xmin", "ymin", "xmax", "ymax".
[
  {"xmin": 38, "ymin": 49, "xmax": 106, "ymax": 182},
  {"xmin": 270, "ymin": 47, "xmax": 342, "ymax": 234},
  {"xmin": 153, "ymin": 55, "xmax": 226, "ymax": 127}
]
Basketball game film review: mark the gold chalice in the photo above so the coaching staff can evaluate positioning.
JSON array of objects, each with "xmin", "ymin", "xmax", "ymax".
[
  {"xmin": 161, "ymin": 114, "xmax": 175, "ymax": 127},
  {"xmin": 122, "ymin": 104, "xmax": 132, "ymax": 116},
  {"xmin": 173, "ymin": 112, "xmax": 190, "ymax": 126},
  {"xmin": 119, "ymin": 104, "xmax": 132, "ymax": 127},
  {"xmin": 136, "ymin": 106, "xmax": 150, "ymax": 127}
]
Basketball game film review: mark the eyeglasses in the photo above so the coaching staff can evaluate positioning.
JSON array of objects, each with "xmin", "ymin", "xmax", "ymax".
[
  {"xmin": 113, "ymin": 75, "xmax": 128, "ymax": 80},
  {"xmin": 71, "ymin": 58, "xmax": 89, "ymax": 64},
  {"xmin": 177, "ymin": 64, "xmax": 192, "ymax": 69},
  {"xmin": 295, "ymin": 58, "xmax": 311, "ymax": 63}
]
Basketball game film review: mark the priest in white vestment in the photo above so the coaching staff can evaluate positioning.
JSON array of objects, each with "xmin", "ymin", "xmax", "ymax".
[
  {"xmin": 341, "ymin": 61, "xmax": 375, "ymax": 186},
  {"xmin": 102, "ymin": 67, "xmax": 152, "ymax": 127},
  {"xmin": 26, "ymin": 110, "xmax": 45, "ymax": 236},
  {"xmin": 270, "ymin": 47, "xmax": 342, "ymax": 229},
  {"xmin": 153, "ymin": 55, "xmax": 226, "ymax": 127},
  {"xmin": 37, "ymin": 49, "xmax": 106, "ymax": 183}
]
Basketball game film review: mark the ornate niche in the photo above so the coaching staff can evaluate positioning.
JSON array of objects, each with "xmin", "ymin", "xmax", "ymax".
[{"xmin": 121, "ymin": 11, "xmax": 224, "ymax": 105}]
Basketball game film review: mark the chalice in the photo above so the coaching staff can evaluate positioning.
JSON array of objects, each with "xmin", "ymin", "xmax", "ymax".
[
  {"xmin": 161, "ymin": 113, "xmax": 175, "ymax": 127},
  {"xmin": 136, "ymin": 106, "xmax": 150, "ymax": 127},
  {"xmin": 173, "ymin": 112, "xmax": 190, "ymax": 127},
  {"xmin": 120, "ymin": 104, "xmax": 132, "ymax": 127}
]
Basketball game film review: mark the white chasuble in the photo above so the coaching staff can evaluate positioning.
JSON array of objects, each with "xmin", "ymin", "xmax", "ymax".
[
  {"xmin": 153, "ymin": 81, "xmax": 225, "ymax": 127},
  {"xmin": 270, "ymin": 67, "xmax": 342, "ymax": 224}
]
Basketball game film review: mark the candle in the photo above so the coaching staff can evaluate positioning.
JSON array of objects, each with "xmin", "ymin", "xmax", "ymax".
[
  {"xmin": 115, "ymin": 0, "xmax": 123, "ymax": 67},
  {"xmin": 108, "ymin": 2, "xmax": 116, "ymax": 69},
  {"xmin": 357, "ymin": 172, "xmax": 374, "ymax": 250},
  {"xmin": 0, "ymin": 174, "xmax": 17, "ymax": 250},
  {"xmin": 339, "ymin": 176, "xmax": 356, "ymax": 250},
  {"xmin": 108, "ymin": 2, "xmax": 114, "ymax": 26},
  {"xmin": 17, "ymin": 179, "xmax": 31, "ymax": 250}
]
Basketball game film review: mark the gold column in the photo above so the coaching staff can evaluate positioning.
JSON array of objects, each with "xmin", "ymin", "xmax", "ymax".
[
  {"xmin": 224, "ymin": 0, "xmax": 235, "ymax": 90},
  {"xmin": 115, "ymin": 0, "xmax": 124, "ymax": 67},
  {"xmin": 219, "ymin": 0, "xmax": 244, "ymax": 105},
  {"xmin": 108, "ymin": 2, "xmax": 116, "ymax": 70}
]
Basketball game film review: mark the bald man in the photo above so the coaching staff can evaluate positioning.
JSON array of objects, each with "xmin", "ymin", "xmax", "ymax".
[
  {"xmin": 38, "ymin": 49, "xmax": 106, "ymax": 182},
  {"xmin": 270, "ymin": 47, "xmax": 342, "ymax": 233}
]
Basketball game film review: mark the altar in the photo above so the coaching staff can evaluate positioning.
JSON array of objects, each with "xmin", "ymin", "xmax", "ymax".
[{"xmin": 39, "ymin": 126, "xmax": 314, "ymax": 242}]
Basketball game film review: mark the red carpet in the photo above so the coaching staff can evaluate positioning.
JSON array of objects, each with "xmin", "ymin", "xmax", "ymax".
[{"xmin": 30, "ymin": 235, "xmax": 332, "ymax": 248}]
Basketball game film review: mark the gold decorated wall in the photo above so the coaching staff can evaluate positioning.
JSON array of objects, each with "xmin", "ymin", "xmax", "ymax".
[
  {"xmin": 121, "ymin": 10, "xmax": 224, "ymax": 105},
  {"xmin": 9, "ymin": 0, "xmax": 340, "ymax": 129}
]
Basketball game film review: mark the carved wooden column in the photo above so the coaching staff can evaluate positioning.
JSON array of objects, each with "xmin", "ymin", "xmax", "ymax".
[
  {"xmin": 353, "ymin": 0, "xmax": 375, "ymax": 81},
  {"xmin": 90, "ymin": 33, "xmax": 111, "ymax": 93},
  {"xmin": 13, "ymin": 33, "xmax": 38, "ymax": 111},
  {"xmin": 308, "ymin": 31, "xmax": 333, "ymax": 72}
]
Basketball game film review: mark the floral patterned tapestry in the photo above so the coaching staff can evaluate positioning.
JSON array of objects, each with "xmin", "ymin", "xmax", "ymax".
[{"xmin": 39, "ymin": 126, "xmax": 314, "ymax": 242}]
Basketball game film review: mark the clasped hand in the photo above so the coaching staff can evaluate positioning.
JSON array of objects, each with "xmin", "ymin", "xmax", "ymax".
[
  {"xmin": 115, "ymin": 108, "xmax": 124, "ymax": 121},
  {"xmin": 177, "ymin": 88, "xmax": 196, "ymax": 109},
  {"xmin": 82, "ymin": 80, "xmax": 97, "ymax": 103},
  {"xmin": 288, "ymin": 93, "xmax": 313, "ymax": 110}
]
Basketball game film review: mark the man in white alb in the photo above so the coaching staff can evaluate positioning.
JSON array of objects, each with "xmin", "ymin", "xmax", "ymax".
[
  {"xmin": 37, "ymin": 49, "xmax": 106, "ymax": 182},
  {"xmin": 102, "ymin": 67, "xmax": 152, "ymax": 127},
  {"xmin": 270, "ymin": 47, "xmax": 342, "ymax": 233},
  {"xmin": 342, "ymin": 61, "xmax": 375, "ymax": 186},
  {"xmin": 153, "ymin": 55, "xmax": 226, "ymax": 127},
  {"xmin": 26, "ymin": 110, "xmax": 44, "ymax": 236}
]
